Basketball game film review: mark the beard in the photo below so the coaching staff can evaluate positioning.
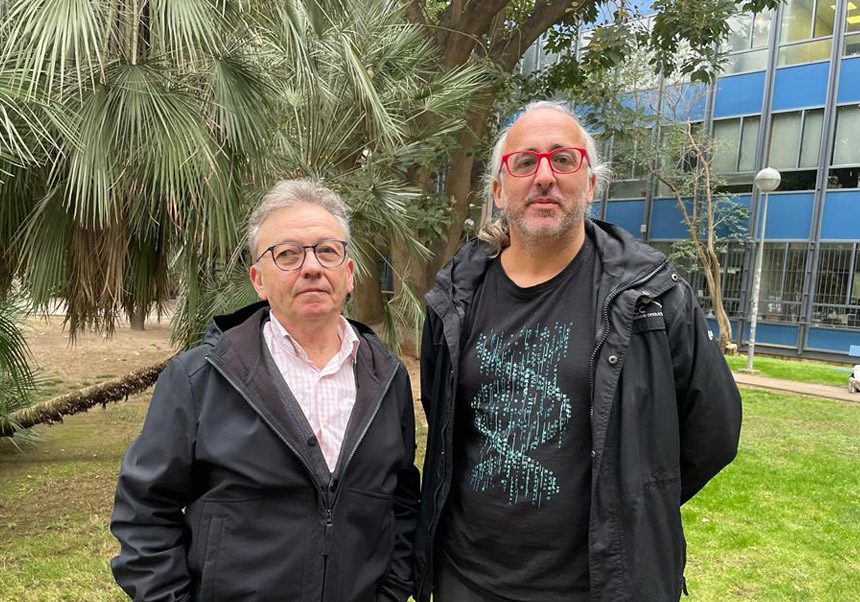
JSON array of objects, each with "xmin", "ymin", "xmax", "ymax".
[{"xmin": 502, "ymin": 188, "xmax": 589, "ymax": 244}]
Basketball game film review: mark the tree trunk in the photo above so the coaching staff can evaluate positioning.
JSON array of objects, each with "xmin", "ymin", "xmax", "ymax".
[
  {"xmin": 351, "ymin": 263, "xmax": 385, "ymax": 326},
  {"xmin": 129, "ymin": 305, "xmax": 146, "ymax": 331},
  {"xmin": 0, "ymin": 357, "xmax": 172, "ymax": 437},
  {"xmin": 701, "ymin": 247, "xmax": 734, "ymax": 352},
  {"xmin": 423, "ymin": 92, "xmax": 495, "ymax": 287}
]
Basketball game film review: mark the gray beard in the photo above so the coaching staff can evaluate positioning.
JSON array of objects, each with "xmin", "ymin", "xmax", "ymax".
[{"xmin": 503, "ymin": 191, "xmax": 589, "ymax": 246}]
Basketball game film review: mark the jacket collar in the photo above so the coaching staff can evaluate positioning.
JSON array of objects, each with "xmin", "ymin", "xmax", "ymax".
[{"xmin": 427, "ymin": 218, "xmax": 670, "ymax": 318}]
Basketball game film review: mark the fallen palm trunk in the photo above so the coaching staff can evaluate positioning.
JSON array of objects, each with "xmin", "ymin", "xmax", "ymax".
[{"xmin": 0, "ymin": 357, "xmax": 173, "ymax": 437}]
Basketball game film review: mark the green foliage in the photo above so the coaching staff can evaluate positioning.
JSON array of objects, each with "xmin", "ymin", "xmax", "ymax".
[{"xmin": 0, "ymin": 295, "xmax": 38, "ymax": 439}]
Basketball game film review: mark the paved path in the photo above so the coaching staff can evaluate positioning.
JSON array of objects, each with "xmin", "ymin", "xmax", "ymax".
[{"xmin": 732, "ymin": 371, "xmax": 859, "ymax": 403}]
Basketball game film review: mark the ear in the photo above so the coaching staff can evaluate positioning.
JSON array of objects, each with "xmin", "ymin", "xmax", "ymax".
[
  {"xmin": 492, "ymin": 178, "xmax": 504, "ymax": 210},
  {"xmin": 345, "ymin": 258, "xmax": 355, "ymax": 295},
  {"xmin": 586, "ymin": 170, "xmax": 596, "ymax": 204},
  {"xmin": 249, "ymin": 264, "xmax": 268, "ymax": 300}
]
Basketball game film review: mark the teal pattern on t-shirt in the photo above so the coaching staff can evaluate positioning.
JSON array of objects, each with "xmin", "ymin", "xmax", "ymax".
[{"xmin": 469, "ymin": 321, "xmax": 573, "ymax": 507}]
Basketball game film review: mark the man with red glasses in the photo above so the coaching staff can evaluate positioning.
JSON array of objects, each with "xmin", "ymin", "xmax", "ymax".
[
  {"xmin": 415, "ymin": 101, "xmax": 741, "ymax": 602},
  {"xmin": 111, "ymin": 179, "xmax": 420, "ymax": 602}
]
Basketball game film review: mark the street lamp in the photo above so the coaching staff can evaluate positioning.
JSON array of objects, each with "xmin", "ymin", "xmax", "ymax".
[{"xmin": 745, "ymin": 167, "xmax": 781, "ymax": 372}]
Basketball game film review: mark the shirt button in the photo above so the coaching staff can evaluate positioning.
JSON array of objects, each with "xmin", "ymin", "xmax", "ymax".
[
  {"xmin": 590, "ymin": 449, "xmax": 596, "ymax": 458},
  {"xmin": 307, "ymin": 437, "xmax": 317, "ymax": 447},
  {"xmin": 608, "ymin": 354, "xmax": 618, "ymax": 365}
]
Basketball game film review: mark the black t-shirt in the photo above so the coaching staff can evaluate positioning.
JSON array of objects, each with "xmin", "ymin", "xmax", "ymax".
[{"xmin": 439, "ymin": 241, "xmax": 597, "ymax": 602}]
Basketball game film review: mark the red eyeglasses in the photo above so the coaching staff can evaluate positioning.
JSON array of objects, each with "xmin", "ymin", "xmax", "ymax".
[{"xmin": 500, "ymin": 147, "xmax": 589, "ymax": 177}]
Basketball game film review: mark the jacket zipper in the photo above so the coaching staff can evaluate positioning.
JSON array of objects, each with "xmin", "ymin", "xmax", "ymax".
[
  {"xmin": 206, "ymin": 357, "xmax": 333, "ymax": 599},
  {"xmin": 588, "ymin": 259, "xmax": 669, "ymax": 424}
]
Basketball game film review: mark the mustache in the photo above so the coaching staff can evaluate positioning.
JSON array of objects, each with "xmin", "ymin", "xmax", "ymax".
[{"xmin": 525, "ymin": 193, "xmax": 564, "ymax": 205}]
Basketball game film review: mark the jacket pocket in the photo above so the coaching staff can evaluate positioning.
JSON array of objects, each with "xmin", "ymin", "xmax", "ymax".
[
  {"xmin": 200, "ymin": 515, "xmax": 225, "ymax": 602},
  {"xmin": 336, "ymin": 487, "xmax": 394, "ymax": 602}
]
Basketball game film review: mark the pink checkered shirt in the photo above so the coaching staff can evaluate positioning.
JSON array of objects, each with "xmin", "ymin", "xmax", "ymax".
[{"xmin": 263, "ymin": 314, "xmax": 360, "ymax": 471}]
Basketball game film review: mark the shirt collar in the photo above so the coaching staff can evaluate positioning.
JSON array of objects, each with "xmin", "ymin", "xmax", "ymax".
[{"xmin": 269, "ymin": 313, "xmax": 360, "ymax": 365}]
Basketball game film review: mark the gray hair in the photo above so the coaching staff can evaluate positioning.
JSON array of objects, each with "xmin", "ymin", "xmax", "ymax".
[
  {"xmin": 478, "ymin": 100, "xmax": 611, "ymax": 253},
  {"xmin": 247, "ymin": 179, "xmax": 351, "ymax": 257}
]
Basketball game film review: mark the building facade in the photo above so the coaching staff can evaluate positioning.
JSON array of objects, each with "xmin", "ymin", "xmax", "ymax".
[{"xmin": 525, "ymin": 0, "xmax": 860, "ymax": 360}]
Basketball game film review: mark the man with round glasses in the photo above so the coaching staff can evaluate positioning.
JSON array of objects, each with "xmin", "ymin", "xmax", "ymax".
[
  {"xmin": 111, "ymin": 179, "xmax": 420, "ymax": 602},
  {"xmin": 415, "ymin": 101, "xmax": 741, "ymax": 602}
]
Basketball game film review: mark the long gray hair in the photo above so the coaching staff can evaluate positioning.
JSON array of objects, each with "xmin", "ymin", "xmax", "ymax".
[{"xmin": 478, "ymin": 101, "xmax": 611, "ymax": 254}]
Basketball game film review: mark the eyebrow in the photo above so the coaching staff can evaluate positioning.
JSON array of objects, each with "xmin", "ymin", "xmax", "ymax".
[{"xmin": 521, "ymin": 143, "xmax": 568, "ymax": 152}]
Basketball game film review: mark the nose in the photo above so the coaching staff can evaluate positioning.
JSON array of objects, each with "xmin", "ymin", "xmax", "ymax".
[
  {"xmin": 299, "ymin": 249, "xmax": 324, "ymax": 276},
  {"xmin": 533, "ymin": 154, "xmax": 556, "ymax": 189}
]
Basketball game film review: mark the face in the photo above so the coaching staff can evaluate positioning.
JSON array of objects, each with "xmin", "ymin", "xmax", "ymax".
[
  {"xmin": 249, "ymin": 203, "xmax": 354, "ymax": 330},
  {"xmin": 492, "ymin": 108, "xmax": 595, "ymax": 244}
]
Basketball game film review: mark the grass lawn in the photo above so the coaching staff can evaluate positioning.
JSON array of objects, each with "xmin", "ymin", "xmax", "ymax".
[
  {"xmin": 1, "ymin": 386, "xmax": 858, "ymax": 601},
  {"xmin": 725, "ymin": 353, "xmax": 852, "ymax": 387}
]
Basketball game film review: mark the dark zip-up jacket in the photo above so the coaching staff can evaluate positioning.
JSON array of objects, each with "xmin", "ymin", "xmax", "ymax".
[
  {"xmin": 111, "ymin": 302, "xmax": 420, "ymax": 602},
  {"xmin": 414, "ymin": 219, "xmax": 742, "ymax": 602}
]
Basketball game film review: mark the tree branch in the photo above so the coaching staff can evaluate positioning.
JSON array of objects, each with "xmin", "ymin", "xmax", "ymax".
[
  {"xmin": 491, "ymin": 0, "xmax": 596, "ymax": 70},
  {"xmin": 0, "ymin": 357, "xmax": 173, "ymax": 437}
]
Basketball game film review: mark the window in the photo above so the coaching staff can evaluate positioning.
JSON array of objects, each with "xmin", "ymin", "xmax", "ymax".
[
  {"xmin": 723, "ymin": 11, "xmax": 772, "ymax": 74},
  {"xmin": 756, "ymin": 242, "xmax": 807, "ymax": 322},
  {"xmin": 777, "ymin": 0, "xmax": 836, "ymax": 65},
  {"xmin": 767, "ymin": 109, "xmax": 824, "ymax": 176},
  {"xmin": 832, "ymin": 104, "xmax": 860, "ymax": 166},
  {"xmin": 713, "ymin": 116, "xmax": 761, "ymax": 173},
  {"xmin": 846, "ymin": 1, "xmax": 860, "ymax": 55},
  {"xmin": 812, "ymin": 242, "xmax": 860, "ymax": 328},
  {"xmin": 608, "ymin": 132, "xmax": 649, "ymax": 199},
  {"xmin": 648, "ymin": 241, "xmax": 748, "ymax": 319}
]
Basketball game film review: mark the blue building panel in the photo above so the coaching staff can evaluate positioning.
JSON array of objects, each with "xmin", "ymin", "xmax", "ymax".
[
  {"xmin": 590, "ymin": 200, "xmax": 604, "ymax": 220},
  {"xmin": 650, "ymin": 195, "xmax": 750, "ymax": 240},
  {"xmin": 821, "ymin": 190, "xmax": 860, "ymax": 239},
  {"xmin": 806, "ymin": 327, "xmax": 860, "ymax": 354},
  {"xmin": 605, "ymin": 200, "xmax": 645, "ymax": 239},
  {"xmin": 714, "ymin": 72, "xmax": 766, "ymax": 117},
  {"xmin": 741, "ymin": 322, "xmax": 799, "ymax": 347},
  {"xmin": 756, "ymin": 192, "xmax": 814, "ymax": 239},
  {"xmin": 663, "ymin": 83, "xmax": 708, "ymax": 121},
  {"xmin": 649, "ymin": 198, "xmax": 689, "ymax": 239},
  {"xmin": 772, "ymin": 63, "xmax": 829, "ymax": 110},
  {"xmin": 706, "ymin": 318, "xmax": 740, "ymax": 340},
  {"xmin": 837, "ymin": 57, "xmax": 860, "ymax": 103}
]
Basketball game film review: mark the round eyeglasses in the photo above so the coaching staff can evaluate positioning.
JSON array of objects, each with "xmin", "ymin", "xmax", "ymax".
[
  {"xmin": 255, "ymin": 239, "xmax": 348, "ymax": 272},
  {"xmin": 500, "ymin": 147, "xmax": 589, "ymax": 178}
]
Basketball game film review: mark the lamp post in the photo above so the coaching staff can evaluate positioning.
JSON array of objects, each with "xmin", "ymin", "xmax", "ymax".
[{"xmin": 745, "ymin": 167, "xmax": 781, "ymax": 372}]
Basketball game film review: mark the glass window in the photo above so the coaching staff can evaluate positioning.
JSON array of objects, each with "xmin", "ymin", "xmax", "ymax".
[
  {"xmin": 769, "ymin": 109, "xmax": 824, "ymax": 170},
  {"xmin": 724, "ymin": 49, "xmax": 769, "ymax": 74},
  {"xmin": 713, "ymin": 118, "xmax": 741, "ymax": 173},
  {"xmin": 846, "ymin": 32, "xmax": 860, "ymax": 56},
  {"xmin": 739, "ymin": 116, "xmax": 760, "ymax": 171},
  {"xmin": 780, "ymin": 0, "xmax": 816, "ymax": 43},
  {"xmin": 752, "ymin": 11, "xmax": 772, "ymax": 47},
  {"xmin": 799, "ymin": 109, "xmax": 823, "ymax": 168},
  {"xmin": 777, "ymin": 38, "xmax": 832, "ymax": 64},
  {"xmin": 758, "ymin": 242, "xmax": 806, "ymax": 322},
  {"xmin": 812, "ymin": 242, "xmax": 859, "ymax": 326},
  {"xmin": 769, "ymin": 112, "xmax": 802, "ymax": 169},
  {"xmin": 813, "ymin": 0, "xmax": 835, "ymax": 38},
  {"xmin": 833, "ymin": 104, "xmax": 860, "ymax": 166},
  {"xmin": 727, "ymin": 13, "xmax": 754, "ymax": 51},
  {"xmin": 848, "ymin": 0, "xmax": 860, "ymax": 33}
]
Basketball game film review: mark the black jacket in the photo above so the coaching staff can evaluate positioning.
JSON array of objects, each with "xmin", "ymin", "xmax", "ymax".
[
  {"xmin": 111, "ymin": 302, "xmax": 420, "ymax": 602},
  {"xmin": 414, "ymin": 220, "xmax": 742, "ymax": 602}
]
